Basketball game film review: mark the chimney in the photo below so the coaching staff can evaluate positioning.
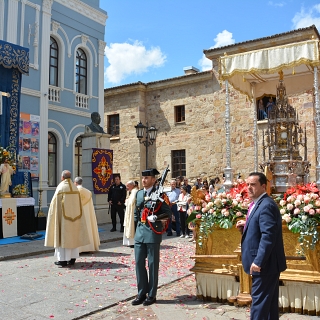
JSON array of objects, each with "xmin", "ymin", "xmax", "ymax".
[{"xmin": 183, "ymin": 66, "xmax": 200, "ymax": 75}]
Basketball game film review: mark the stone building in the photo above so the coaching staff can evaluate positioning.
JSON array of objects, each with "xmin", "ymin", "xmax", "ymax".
[{"xmin": 104, "ymin": 26, "xmax": 317, "ymax": 186}]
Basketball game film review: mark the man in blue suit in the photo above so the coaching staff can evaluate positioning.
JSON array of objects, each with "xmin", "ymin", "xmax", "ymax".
[
  {"xmin": 131, "ymin": 168, "xmax": 172, "ymax": 307},
  {"xmin": 236, "ymin": 172, "xmax": 286, "ymax": 320}
]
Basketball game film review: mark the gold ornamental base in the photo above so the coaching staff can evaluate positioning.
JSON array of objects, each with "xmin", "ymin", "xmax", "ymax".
[
  {"xmin": 0, "ymin": 193, "xmax": 12, "ymax": 198},
  {"xmin": 191, "ymin": 223, "xmax": 320, "ymax": 315}
]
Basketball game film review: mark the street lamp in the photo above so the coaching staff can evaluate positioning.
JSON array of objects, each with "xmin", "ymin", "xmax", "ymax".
[{"xmin": 135, "ymin": 121, "xmax": 158, "ymax": 169}]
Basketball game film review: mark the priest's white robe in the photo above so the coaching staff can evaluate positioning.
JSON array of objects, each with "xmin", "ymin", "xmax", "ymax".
[
  {"xmin": 45, "ymin": 178, "xmax": 90, "ymax": 260},
  {"xmin": 77, "ymin": 185, "xmax": 100, "ymax": 253},
  {"xmin": 123, "ymin": 187, "xmax": 138, "ymax": 246}
]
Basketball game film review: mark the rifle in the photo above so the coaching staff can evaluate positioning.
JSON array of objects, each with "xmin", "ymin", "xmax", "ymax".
[{"xmin": 147, "ymin": 165, "xmax": 170, "ymax": 222}]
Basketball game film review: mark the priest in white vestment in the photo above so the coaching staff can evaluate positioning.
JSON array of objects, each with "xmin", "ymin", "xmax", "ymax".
[
  {"xmin": 44, "ymin": 170, "xmax": 90, "ymax": 267},
  {"xmin": 74, "ymin": 176, "xmax": 100, "ymax": 253},
  {"xmin": 123, "ymin": 180, "xmax": 138, "ymax": 247}
]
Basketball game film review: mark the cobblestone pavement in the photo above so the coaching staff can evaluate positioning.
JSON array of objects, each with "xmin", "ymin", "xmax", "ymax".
[
  {"xmin": 81, "ymin": 273, "xmax": 317, "ymax": 320},
  {"xmin": 0, "ymin": 224, "xmax": 318, "ymax": 320}
]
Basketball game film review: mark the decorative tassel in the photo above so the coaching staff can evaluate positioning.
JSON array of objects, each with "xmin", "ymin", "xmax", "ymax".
[
  {"xmin": 292, "ymin": 67, "xmax": 295, "ymax": 75},
  {"xmin": 141, "ymin": 208, "xmax": 149, "ymax": 223}
]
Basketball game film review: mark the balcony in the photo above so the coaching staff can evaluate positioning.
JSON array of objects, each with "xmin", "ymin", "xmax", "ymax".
[
  {"xmin": 75, "ymin": 93, "xmax": 89, "ymax": 109},
  {"xmin": 48, "ymin": 86, "xmax": 60, "ymax": 102}
]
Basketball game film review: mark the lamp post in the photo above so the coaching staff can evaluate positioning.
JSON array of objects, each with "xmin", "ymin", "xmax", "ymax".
[{"xmin": 135, "ymin": 121, "xmax": 158, "ymax": 169}]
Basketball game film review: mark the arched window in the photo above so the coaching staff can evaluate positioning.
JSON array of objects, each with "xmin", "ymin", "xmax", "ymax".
[
  {"xmin": 75, "ymin": 48, "xmax": 87, "ymax": 94},
  {"xmin": 75, "ymin": 136, "xmax": 82, "ymax": 177},
  {"xmin": 48, "ymin": 132, "xmax": 57, "ymax": 187},
  {"xmin": 49, "ymin": 37, "xmax": 59, "ymax": 86}
]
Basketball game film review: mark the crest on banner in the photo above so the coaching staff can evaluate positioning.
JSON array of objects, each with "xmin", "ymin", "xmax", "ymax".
[{"xmin": 91, "ymin": 148, "xmax": 113, "ymax": 194}]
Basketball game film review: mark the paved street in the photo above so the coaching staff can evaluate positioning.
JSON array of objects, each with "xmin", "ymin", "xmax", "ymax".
[{"xmin": 0, "ymin": 224, "xmax": 317, "ymax": 319}]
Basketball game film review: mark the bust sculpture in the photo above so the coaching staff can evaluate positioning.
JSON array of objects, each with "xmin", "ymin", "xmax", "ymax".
[{"xmin": 85, "ymin": 112, "xmax": 106, "ymax": 134}]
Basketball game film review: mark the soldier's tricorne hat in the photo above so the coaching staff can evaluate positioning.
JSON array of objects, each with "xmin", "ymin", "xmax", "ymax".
[{"xmin": 142, "ymin": 168, "xmax": 160, "ymax": 176}]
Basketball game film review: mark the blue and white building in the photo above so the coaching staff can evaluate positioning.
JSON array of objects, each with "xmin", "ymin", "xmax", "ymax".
[{"xmin": 0, "ymin": 0, "xmax": 107, "ymax": 209}]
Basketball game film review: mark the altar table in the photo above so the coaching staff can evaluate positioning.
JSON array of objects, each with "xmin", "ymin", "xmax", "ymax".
[{"xmin": 0, "ymin": 198, "xmax": 36, "ymax": 239}]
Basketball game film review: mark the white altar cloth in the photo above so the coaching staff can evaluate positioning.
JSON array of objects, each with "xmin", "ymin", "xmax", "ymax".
[{"xmin": 0, "ymin": 197, "xmax": 35, "ymax": 208}]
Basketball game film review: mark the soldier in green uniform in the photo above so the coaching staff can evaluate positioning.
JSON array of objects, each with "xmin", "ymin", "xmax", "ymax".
[{"xmin": 131, "ymin": 168, "xmax": 172, "ymax": 306}]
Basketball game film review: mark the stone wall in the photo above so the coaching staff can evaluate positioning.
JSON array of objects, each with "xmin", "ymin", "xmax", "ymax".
[{"xmin": 104, "ymin": 71, "xmax": 316, "ymax": 186}]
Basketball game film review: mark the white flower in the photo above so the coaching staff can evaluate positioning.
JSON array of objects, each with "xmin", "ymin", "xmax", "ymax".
[
  {"xmin": 294, "ymin": 200, "xmax": 301, "ymax": 207},
  {"xmin": 207, "ymin": 202, "xmax": 214, "ymax": 208},
  {"xmin": 280, "ymin": 200, "xmax": 286, "ymax": 206},
  {"xmin": 287, "ymin": 203, "xmax": 293, "ymax": 211},
  {"xmin": 282, "ymin": 214, "xmax": 292, "ymax": 223},
  {"xmin": 280, "ymin": 208, "xmax": 286, "ymax": 215},
  {"xmin": 232, "ymin": 200, "xmax": 238, "ymax": 206},
  {"xmin": 301, "ymin": 215, "xmax": 308, "ymax": 222}
]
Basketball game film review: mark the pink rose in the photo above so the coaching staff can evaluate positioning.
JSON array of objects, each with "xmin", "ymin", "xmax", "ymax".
[
  {"xmin": 297, "ymin": 195, "xmax": 303, "ymax": 201},
  {"xmin": 222, "ymin": 209, "xmax": 229, "ymax": 217},
  {"xmin": 304, "ymin": 196, "xmax": 310, "ymax": 204},
  {"xmin": 196, "ymin": 214, "xmax": 202, "ymax": 219},
  {"xmin": 304, "ymin": 205, "xmax": 310, "ymax": 213},
  {"xmin": 236, "ymin": 211, "xmax": 242, "ymax": 217},
  {"xmin": 316, "ymin": 209, "xmax": 320, "ymax": 214},
  {"xmin": 309, "ymin": 209, "xmax": 315, "ymax": 215},
  {"xmin": 294, "ymin": 200, "xmax": 301, "ymax": 207},
  {"xmin": 202, "ymin": 208, "xmax": 208, "ymax": 213},
  {"xmin": 287, "ymin": 203, "xmax": 293, "ymax": 211},
  {"xmin": 282, "ymin": 214, "xmax": 292, "ymax": 223},
  {"xmin": 315, "ymin": 200, "xmax": 320, "ymax": 207},
  {"xmin": 205, "ymin": 194, "xmax": 211, "ymax": 202},
  {"xmin": 195, "ymin": 206, "xmax": 201, "ymax": 211},
  {"xmin": 294, "ymin": 208, "xmax": 300, "ymax": 215}
]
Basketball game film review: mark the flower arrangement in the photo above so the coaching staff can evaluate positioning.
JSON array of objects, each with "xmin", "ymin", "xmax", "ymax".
[
  {"xmin": 12, "ymin": 184, "xmax": 28, "ymax": 197},
  {"xmin": 277, "ymin": 183, "xmax": 320, "ymax": 254},
  {"xmin": 187, "ymin": 181, "xmax": 250, "ymax": 247}
]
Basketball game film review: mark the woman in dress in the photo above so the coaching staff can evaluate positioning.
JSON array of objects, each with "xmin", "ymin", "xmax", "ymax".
[
  {"xmin": 177, "ymin": 185, "xmax": 191, "ymax": 238},
  {"xmin": 123, "ymin": 180, "xmax": 138, "ymax": 247}
]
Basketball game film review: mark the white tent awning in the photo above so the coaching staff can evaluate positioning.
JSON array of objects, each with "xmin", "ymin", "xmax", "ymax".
[{"xmin": 219, "ymin": 40, "xmax": 320, "ymax": 98}]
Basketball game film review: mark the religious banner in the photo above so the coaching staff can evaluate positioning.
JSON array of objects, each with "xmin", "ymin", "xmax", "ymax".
[
  {"xmin": 0, "ymin": 91, "xmax": 2, "ymax": 115},
  {"xmin": 2, "ymin": 198, "xmax": 17, "ymax": 238},
  {"xmin": 91, "ymin": 148, "xmax": 113, "ymax": 194}
]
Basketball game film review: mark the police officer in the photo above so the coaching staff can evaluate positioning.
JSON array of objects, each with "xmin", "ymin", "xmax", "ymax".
[
  {"xmin": 131, "ymin": 168, "xmax": 172, "ymax": 306},
  {"xmin": 108, "ymin": 175, "xmax": 127, "ymax": 232}
]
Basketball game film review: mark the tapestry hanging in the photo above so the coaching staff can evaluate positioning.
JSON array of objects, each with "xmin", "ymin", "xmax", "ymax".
[{"xmin": 91, "ymin": 148, "xmax": 113, "ymax": 194}]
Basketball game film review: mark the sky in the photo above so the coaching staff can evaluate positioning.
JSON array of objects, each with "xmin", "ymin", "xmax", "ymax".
[{"xmin": 101, "ymin": 0, "xmax": 320, "ymax": 89}]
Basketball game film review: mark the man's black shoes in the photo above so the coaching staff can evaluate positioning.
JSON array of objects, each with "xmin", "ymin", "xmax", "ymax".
[
  {"xmin": 68, "ymin": 258, "xmax": 76, "ymax": 265},
  {"xmin": 167, "ymin": 232, "xmax": 172, "ymax": 236},
  {"xmin": 110, "ymin": 228, "xmax": 116, "ymax": 232},
  {"xmin": 54, "ymin": 261, "xmax": 67, "ymax": 267},
  {"xmin": 120, "ymin": 227, "xmax": 124, "ymax": 233},
  {"xmin": 143, "ymin": 296, "xmax": 156, "ymax": 306},
  {"xmin": 131, "ymin": 295, "xmax": 146, "ymax": 305}
]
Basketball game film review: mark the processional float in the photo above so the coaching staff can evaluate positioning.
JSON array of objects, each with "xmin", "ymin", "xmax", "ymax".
[{"xmin": 191, "ymin": 74, "xmax": 320, "ymax": 316}]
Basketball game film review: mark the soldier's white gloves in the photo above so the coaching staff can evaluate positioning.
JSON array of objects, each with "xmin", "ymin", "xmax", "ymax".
[{"xmin": 147, "ymin": 214, "xmax": 157, "ymax": 223}]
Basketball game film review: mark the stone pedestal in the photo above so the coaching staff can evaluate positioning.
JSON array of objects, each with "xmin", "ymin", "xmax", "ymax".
[{"xmin": 81, "ymin": 132, "xmax": 112, "ymax": 224}]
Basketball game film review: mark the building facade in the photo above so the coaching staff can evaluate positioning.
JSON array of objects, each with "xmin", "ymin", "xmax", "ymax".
[{"xmin": 1, "ymin": 0, "xmax": 107, "ymax": 208}]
